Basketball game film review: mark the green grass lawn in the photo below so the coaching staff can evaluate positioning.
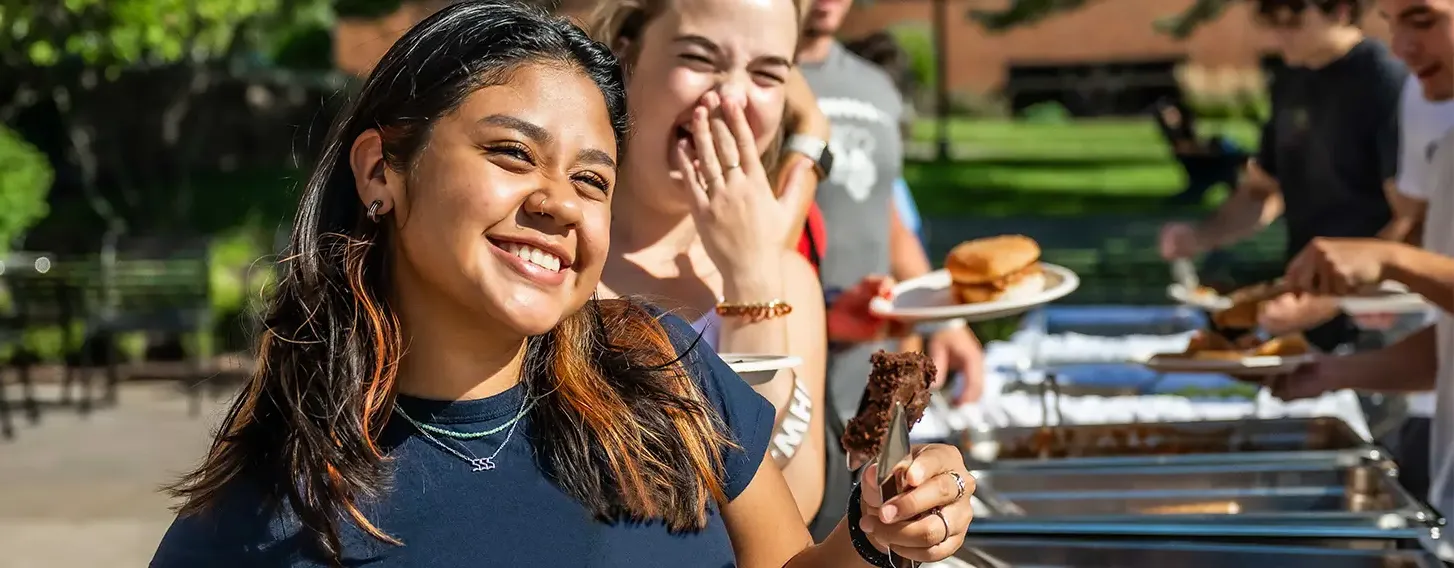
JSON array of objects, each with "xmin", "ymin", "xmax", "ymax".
[
  {"xmin": 902, "ymin": 117, "xmax": 1258, "ymax": 216},
  {"xmin": 906, "ymin": 117, "xmax": 1261, "ymax": 161}
]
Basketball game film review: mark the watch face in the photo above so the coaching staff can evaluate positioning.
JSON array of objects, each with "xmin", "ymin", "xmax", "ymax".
[{"xmin": 819, "ymin": 147, "xmax": 834, "ymax": 176}]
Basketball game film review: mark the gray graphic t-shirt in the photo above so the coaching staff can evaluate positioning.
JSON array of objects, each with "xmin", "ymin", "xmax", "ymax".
[{"xmin": 801, "ymin": 42, "xmax": 905, "ymax": 420}]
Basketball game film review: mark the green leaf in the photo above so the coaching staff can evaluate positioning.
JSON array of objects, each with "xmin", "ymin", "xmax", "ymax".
[{"xmin": 26, "ymin": 39, "xmax": 58, "ymax": 65}]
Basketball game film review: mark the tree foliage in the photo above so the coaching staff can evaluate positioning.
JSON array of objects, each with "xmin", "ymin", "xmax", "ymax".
[
  {"xmin": 0, "ymin": 125, "xmax": 53, "ymax": 252},
  {"xmin": 1, "ymin": 0, "xmax": 328, "ymax": 242},
  {"xmin": 0, "ymin": 0, "xmax": 304, "ymax": 70},
  {"xmin": 969, "ymin": 0, "xmax": 1233, "ymax": 39}
]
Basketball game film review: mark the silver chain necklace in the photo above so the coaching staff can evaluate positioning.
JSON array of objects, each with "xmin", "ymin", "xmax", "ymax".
[{"xmin": 394, "ymin": 392, "xmax": 530, "ymax": 473}]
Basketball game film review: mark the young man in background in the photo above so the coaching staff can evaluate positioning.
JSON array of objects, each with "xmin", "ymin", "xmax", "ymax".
[
  {"xmin": 1380, "ymin": 71, "xmax": 1454, "ymax": 500},
  {"xmin": 797, "ymin": 0, "xmax": 986, "ymax": 421},
  {"xmin": 1159, "ymin": 0, "xmax": 1406, "ymax": 354},
  {"xmin": 1277, "ymin": 1, "xmax": 1454, "ymax": 557}
]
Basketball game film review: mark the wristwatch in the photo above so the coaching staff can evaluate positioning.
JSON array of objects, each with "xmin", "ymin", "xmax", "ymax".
[{"xmin": 784, "ymin": 134, "xmax": 834, "ymax": 178}]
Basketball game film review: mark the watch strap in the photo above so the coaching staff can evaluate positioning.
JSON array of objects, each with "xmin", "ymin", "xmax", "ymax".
[{"xmin": 785, "ymin": 134, "xmax": 831, "ymax": 178}]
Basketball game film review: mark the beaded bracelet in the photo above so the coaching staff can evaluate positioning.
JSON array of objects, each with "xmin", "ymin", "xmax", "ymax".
[
  {"xmin": 846, "ymin": 482, "xmax": 897, "ymax": 568},
  {"xmin": 715, "ymin": 299, "xmax": 793, "ymax": 322}
]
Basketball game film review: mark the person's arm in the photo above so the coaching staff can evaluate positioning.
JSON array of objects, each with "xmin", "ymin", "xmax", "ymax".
[
  {"xmin": 1372, "ymin": 72, "xmax": 1408, "ymax": 243},
  {"xmin": 1325, "ymin": 325, "xmax": 1439, "ymax": 392},
  {"xmin": 1385, "ymin": 244, "xmax": 1454, "ymax": 313},
  {"xmin": 1380, "ymin": 184, "xmax": 1427, "ymax": 245},
  {"xmin": 721, "ymin": 456, "xmax": 864, "ymax": 568},
  {"xmin": 717, "ymin": 251, "xmax": 828, "ymax": 522},
  {"xmin": 1193, "ymin": 160, "xmax": 1284, "ymax": 249},
  {"xmin": 724, "ymin": 444, "xmax": 971, "ymax": 568},
  {"xmin": 889, "ymin": 200, "xmax": 932, "ymax": 280},
  {"xmin": 776, "ymin": 69, "xmax": 829, "ymax": 250}
]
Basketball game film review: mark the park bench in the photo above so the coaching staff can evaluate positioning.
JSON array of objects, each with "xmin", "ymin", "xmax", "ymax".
[
  {"xmin": 74, "ymin": 237, "xmax": 215, "ymax": 416},
  {"xmin": 1150, "ymin": 97, "xmax": 1250, "ymax": 206},
  {"xmin": 0, "ymin": 253, "xmax": 100, "ymax": 439}
]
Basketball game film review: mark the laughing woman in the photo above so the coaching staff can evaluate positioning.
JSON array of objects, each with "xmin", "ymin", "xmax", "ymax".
[{"xmin": 149, "ymin": 2, "xmax": 972, "ymax": 567}]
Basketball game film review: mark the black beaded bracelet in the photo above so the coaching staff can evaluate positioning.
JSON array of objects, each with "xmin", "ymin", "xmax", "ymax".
[{"xmin": 846, "ymin": 482, "xmax": 896, "ymax": 568}]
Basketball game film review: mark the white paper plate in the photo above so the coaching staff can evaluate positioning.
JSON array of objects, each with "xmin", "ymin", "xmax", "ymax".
[
  {"xmin": 869, "ymin": 263, "xmax": 1080, "ymax": 323},
  {"xmin": 1140, "ymin": 353, "xmax": 1314, "ymax": 376},
  {"xmin": 1167, "ymin": 283, "xmax": 1233, "ymax": 311},
  {"xmin": 1338, "ymin": 282, "xmax": 1433, "ymax": 316},
  {"xmin": 721, "ymin": 353, "xmax": 802, "ymax": 386}
]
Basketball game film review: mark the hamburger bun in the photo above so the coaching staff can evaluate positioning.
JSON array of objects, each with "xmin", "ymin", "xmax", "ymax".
[
  {"xmin": 945, "ymin": 235, "xmax": 1041, "ymax": 285},
  {"xmin": 952, "ymin": 266, "xmax": 1046, "ymax": 303}
]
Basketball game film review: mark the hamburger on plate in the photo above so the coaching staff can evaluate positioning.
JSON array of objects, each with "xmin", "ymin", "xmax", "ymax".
[{"xmin": 945, "ymin": 235, "xmax": 1045, "ymax": 304}]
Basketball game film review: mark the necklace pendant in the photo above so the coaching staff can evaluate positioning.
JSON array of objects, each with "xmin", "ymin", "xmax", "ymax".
[{"xmin": 470, "ymin": 457, "xmax": 496, "ymax": 472}]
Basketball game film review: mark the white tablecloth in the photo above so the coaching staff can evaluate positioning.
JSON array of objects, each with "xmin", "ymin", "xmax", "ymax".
[{"xmin": 911, "ymin": 331, "xmax": 1372, "ymax": 443}]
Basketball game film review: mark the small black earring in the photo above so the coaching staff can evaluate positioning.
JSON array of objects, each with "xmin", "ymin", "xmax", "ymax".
[{"xmin": 367, "ymin": 200, "xmax": 384, "ymax": 223}]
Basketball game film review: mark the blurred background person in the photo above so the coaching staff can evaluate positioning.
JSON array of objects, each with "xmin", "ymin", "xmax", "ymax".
[
  {"xmin": 1159, "ymin": 0, "xmax": 1405, "ymax": 354},
  {"xmin": 844, "ymin": 31, "xmax": 931, "ymax": 246},
  {"xmin": 797, "ymin": 0, "xmax": 986, "ymax": 428},
  {"xmin": 1375, "ymin": 68, "xmax": 1454, "ymax": 501}
]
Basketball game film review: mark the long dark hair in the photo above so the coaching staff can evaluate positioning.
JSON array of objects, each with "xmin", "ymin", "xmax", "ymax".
[{"xmin": 167, "ymin": 1, "xmax": 734, "ymax": 563}]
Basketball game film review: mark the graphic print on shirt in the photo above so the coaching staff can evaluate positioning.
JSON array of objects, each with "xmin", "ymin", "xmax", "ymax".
[{"xmin": 818, "ymin": 97, "xmax": 898, "ymax": 203}]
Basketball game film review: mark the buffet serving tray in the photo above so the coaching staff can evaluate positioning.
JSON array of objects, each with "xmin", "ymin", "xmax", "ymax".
[
  {"xmin": 955, "ymin": 537, "xmax": 1445, "ymax": 568},
  {"xmin": 967, "ymin": 461, "xmax": 1442, "ymax": 541},
  {"xmin": 970, "ymin": 417, "xmax": 1378, "ymax": 470}
]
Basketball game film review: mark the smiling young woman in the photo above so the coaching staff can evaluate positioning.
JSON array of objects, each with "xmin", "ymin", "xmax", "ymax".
[{"xmin": 149, "ymin": 2, "xmax": 972, "ymax": 567}]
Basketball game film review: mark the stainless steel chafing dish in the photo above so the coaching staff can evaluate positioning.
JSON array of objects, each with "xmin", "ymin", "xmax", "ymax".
[
  {"xmin": 954, "ymin": 537, "xmax": 1446, "ymax": 568},
  {"xmin": 967, "ymin": 417, "xmax": 1381, "ymax": 470},
  {"xmin": 966, "ymin": 461, "xmax": 1444, "ymax": 541}
]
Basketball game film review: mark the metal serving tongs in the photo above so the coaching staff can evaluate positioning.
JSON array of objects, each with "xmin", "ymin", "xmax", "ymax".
[
  {"xmin": 1171, "ymin": 257, "xmax": 1200, "ymax": 292},
  {"xmin": 1036, "ymin": 373, "xmax": 1066, "ymax": 459}
]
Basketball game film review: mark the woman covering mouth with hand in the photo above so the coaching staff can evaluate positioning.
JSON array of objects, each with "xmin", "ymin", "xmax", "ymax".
[{"xmin": 147, "ymin": 2, "xmax": 973, "ymax": 567}]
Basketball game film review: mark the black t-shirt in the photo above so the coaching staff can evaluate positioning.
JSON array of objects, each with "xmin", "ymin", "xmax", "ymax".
[
  {"xmin": 1256, "ymin": 40, "xmax": 1405, "ymax": 350},
  {"xmin": 149, "ymin": 313, "xmax": 774, "ymax": 567},
  {"xmin": 1257, "ymin": 39, "xmax": 1405, "ymax": 260}
]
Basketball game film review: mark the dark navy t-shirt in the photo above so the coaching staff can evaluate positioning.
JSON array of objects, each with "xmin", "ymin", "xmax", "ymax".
[
  {"xmin": 1255, "ymin": 39, "xmax": 1405, "ymax": 351},
  {"xmin": 1257, "ymin": 39, "xmax": 1404, "ymax": 261},
  {"xmin": 150, "ymin": 314, "xmax": 774, "ymax": 567}
]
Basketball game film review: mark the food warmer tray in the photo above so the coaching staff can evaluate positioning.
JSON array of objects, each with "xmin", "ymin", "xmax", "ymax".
[
  {"xmin": 966, "ymin": 461, "xmax": 1443, "ymax": 541},
  {"xmin": 970, "ymin": 417, "xmax": 1380, "ymax": 470},
  {"xmin": 954, "ymin": 537, "xmax": 1446, "ymax": 568}
]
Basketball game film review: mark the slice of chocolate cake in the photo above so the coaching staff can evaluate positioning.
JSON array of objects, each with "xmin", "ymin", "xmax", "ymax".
[{"xmin": 842, "ymin": 351, "xmax": 937, "ymax": 460}]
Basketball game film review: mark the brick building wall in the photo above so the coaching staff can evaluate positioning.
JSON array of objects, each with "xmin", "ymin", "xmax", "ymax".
[
  {"xmin": 333, "ymin": 0, "xmax": 1393, "ymax": 93},
  {"xmin": 841, "ymin": 0, "xmax": 1391, "ymax": 93},
  {"xmin": 334, "ymin": 0, "xmax": 455, "ymax": 76}
]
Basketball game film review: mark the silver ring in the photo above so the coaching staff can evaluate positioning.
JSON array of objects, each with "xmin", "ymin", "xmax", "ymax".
[
  {"xmin": 947, "ymin": 471, "xmax": 967, "ymax": 502},
  {"xmin": 367, "ymin": 200, "xmax": 383, "ymax": 223},
  {"xmin": 932, "ymin": 507, "xmax": 950, "ymax": 546},
  {"xmin": 723, "ymin": 162, "xmax": 740, "ymax": 171}
]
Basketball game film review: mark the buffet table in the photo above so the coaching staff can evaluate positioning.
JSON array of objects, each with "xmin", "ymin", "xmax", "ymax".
[
  {"xmin": 906, "ymin": 306, "xmax": 1448, "ymax": 566},
  {"xmin": 914, "ymin": 305, "xmax": 1371, "ymax": 443}
]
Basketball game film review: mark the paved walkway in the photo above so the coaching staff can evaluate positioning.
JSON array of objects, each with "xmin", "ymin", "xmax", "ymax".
[{"xmin": 0, "ymin": 381, "xmax": 235, "ymax": 568}]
